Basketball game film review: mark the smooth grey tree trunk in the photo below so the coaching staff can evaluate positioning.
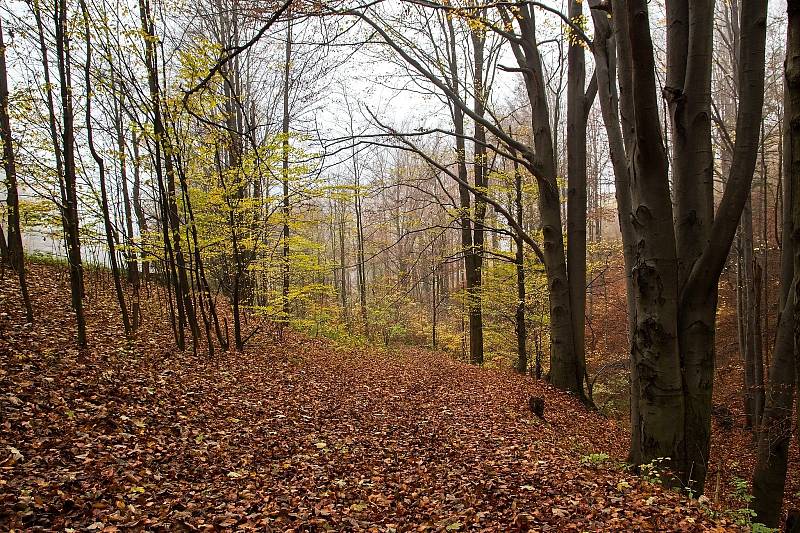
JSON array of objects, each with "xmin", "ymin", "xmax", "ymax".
[
  {"xmin": 566, "ymin": 0, "xmax": 588, "ymax": 393},
  {"xmin": 470, "ymin": 21, "xmax": 487, "ymax": 367},
  {"xmin": 590, "ymin": 0, "xmax": 638, "ymax": 459},
  {"xmin": 609, "ymin": 0, "xmax": 767, "ymax": 491}
]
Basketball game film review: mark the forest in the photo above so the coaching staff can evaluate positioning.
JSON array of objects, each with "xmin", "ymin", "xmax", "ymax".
[{"xmin": 0, "ymin": 0, "xmax": 799, "ymax": 530}]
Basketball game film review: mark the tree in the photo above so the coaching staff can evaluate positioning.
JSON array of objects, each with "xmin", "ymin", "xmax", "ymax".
[
  {"xmin": 0, "ymin": 15, "xmax": 34, "ymax": 323},
  {"xmin": 346, "ymin": 1, "xmax": 590, "ymax": 397},
  {"xmin": 606, "ymin": 0, "xmax": 768, "ymax": 489},
  {"xmin": 80, "ymin": 0, "xmax": 131, "ymax": 338},
  {"xmin": 55, "ymin": 0, "xmax": 88, "ymax": 347},
  {"xmin": 751, "ymin": 0, "xmax": 799, "ymax": 524},
  {"xmin": 139, "ymin": 0, "xmax": 201, "ymax": 351}
]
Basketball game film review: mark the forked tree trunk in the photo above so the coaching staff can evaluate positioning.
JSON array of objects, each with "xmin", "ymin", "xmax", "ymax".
[
  {"xmin": 609, "ymin": 0, "xmax": 767, "ymax": 491},
  {"xmin": 677, "ymin": 0, "xmax": 768, "ymax": 491},
  {"xmin": 500, "ymin": 4, "xmax": 582, "ymax": 396}
]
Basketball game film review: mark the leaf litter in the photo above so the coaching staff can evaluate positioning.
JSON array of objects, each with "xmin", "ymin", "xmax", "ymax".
[{"xmin": 0, "ymin": 263, "xmax": 738, "ymax": 530}]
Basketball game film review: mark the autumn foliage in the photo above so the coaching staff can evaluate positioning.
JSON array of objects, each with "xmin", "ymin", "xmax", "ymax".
[{"xmin": 0, "ymin": 261, "xmax": 750, "ymax": 530}]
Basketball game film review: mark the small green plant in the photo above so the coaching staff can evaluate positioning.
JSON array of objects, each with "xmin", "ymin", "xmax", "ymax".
[
  {"xmin": 724, "ymin": 477, "xmax": 778, "ymax": 532},
  {"xmin": 751, "ymin": 524, "xmax": 778, "ymax": 533},
  {"xmin": 639, "ymin": 457, "xmax": 670, "ymax": 485},
  {"xmin": 580, "ymin": 452, "xmax": 610, "ymax": 467}
]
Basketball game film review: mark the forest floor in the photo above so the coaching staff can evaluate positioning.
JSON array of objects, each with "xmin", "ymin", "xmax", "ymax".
[
  {"xmin": 584, "ymin": 261, "xmax": 800, "ymax": 525},
  {"xmin": 0, "ymin": 261, "xmax": 783, "ymax": 531}
]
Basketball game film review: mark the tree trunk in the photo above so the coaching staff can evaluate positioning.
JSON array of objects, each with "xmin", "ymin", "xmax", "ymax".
[
  {"xmin": 752, "ymin": 291, "xmax": 797, "ymax": 525},
  {"xmin": 514, "ymin": 159, "xmax": 527, "ymax": 374},
  {"xmin": 338, "ymin": 202, "xmax": 348, "ymax": 319},
  {"xmin": 613, "ymin": 0, "xmax": 767, "ymax": 490},
  {"xmin": 138, "ymin": 0, "xmax": 199, "ymax": 351},
  {"xmin": 741, "ymin": 197, "xmax": 765, "ymax": 429},
  {"xmin": 115, "ymin": 94, "xmax": 140, "ymax": 331},
  {"xmin": 752, "ymin": 0, "xmax": 799, "ymax": 522},
  {"xmin": 442, "ymin": 14, "xmax": 482, "ymax": 366},
  {"xmin": 56, "ymin": 0, "xmax": 87, "ymax": 347},
  {"xmin": 81, "ymin": 0, "xmax": 131, "ymax": 339},
  {"xmin": 591, "ymin": 0, "xmax": 638, "ymax": 458},
  {"xmin": 566, "ymin": 0, "xmax": 588, "ymax": 392},
  {"xmin": 470, "ymin": 21, "xmax": 487, "ymax": 367},
  {"xmin": 503, "ymin": 5, "xmax": 581, "ymax": 395},
  {"xmin": 677, "ymin": 0, "xmax": 768, "ymax": 491},
  {"xmin": 355, "ymin": 165, "xmax": 368, "ymax": 333},
  {"xmin": 0, "ymin": 17, "xmax": 33, "ymax": 322},
  {"xmin": 131, "ymin": 131, "xmax": 150, "ymax": 284},
  {"xmin": 621, "ymin": 0, "xmax": 686, "ymax": 473},
  {"xmin": 0, "ymin": 222, "xmax": 8, "ymax": 267},
  {"xmin": 281, "ymin": 17, "xmax": 292, "ymax": 324}
]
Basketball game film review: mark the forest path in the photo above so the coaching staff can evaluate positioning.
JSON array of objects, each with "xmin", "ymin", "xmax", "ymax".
[{"xmin": 0, "ymin": 262, "xmax": 735, "ymax": 530}]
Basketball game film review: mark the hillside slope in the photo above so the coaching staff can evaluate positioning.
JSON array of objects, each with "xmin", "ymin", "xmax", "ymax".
[{"xmin": 1, "ymin": 263, "xmax": 737, "ymax": 530}]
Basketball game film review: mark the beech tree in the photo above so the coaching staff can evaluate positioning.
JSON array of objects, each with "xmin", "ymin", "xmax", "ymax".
[
  {"xmin": 0, "ymin": 16, "xmax": 34, "ymax": 322},
  {"xmin": 341, "ymin": 0, "xmax": 594, "ymax": 398},
  {"xmin": 596, "ymin": 0, "xmax": 769, "ymax": 490},
  {"xmin": 752, "ymin": 0, "xmax": 799, "ymax": 524},
  {"xmin": 2, "ymin": 0, "xmax": 795, "ymax": 520}
]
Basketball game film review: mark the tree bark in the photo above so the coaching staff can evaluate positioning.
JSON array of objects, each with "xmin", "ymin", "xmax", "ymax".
[
  {"xmin": 752, "ymin": 0, "xmax": 799, "ymax": 523},
  {"xmin": 138, "ymin": 0, "xmax": 199, "ymax": 351},
  {"xmin": 0, "ymin": 17, "xmax": 33, "ymax": 322},
  {"xmin": 677, "ymin": 0, "xmax": 768, "ymax": 490},
  {"xmin": 741, "ymin": 197, "xmax": 765, "ymax": 429},
  {"xmin": 591, "ymin": 0, "xmax": 638, "ymax": 458},
  {"xmin": 281, "ymin": 16, "xmax": 292, "ymax": 324},
  {"xmin": 621, "ymin": 0, "xmax": 686, "ymax": 475},
  {"xmin": 114, "ymin": 93, "xmax": 140, "ymax": 331},
  {"xmin": 665, "ymin": 0, "xmax": 717, "ymax": 491},
  {"xmin": 470, "ymin": 20, "xmax": 487, "ymax": 366},
  {"xmin": 513, "ymin": 158, "xmax": 527, "ymax": 374},
  {"xmin": 503, "ymin": 5, "xmax": 581, "ymax": 395},
  {"xmin": 612, "ymin": 0, "xmax": 767, "ymax": 490},
  {"xmin": 56, "ymin": 0, "xmax": 87, "ymax": 347},
  {"xmin": 442, "ymin": 14, "xmax": 482, "ymax": 365},
  {"xmin": 130, "ymin": 131, "xmax": 150, "ymax": 284},
  {"xmin": 566, "ymin": 0, "xmax": 588, "ymax": 393}
]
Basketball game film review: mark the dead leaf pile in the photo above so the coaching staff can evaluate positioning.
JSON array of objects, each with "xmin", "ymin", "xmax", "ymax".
[{"xmin": 0, "ymin": 263, "xmax": 740, "ymax": 530}]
